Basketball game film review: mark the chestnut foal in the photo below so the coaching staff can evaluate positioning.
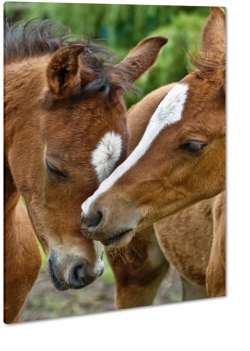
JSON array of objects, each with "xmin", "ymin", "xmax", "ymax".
[
  {"xmin": 81, "ymin": 7, "xmax": 226, "ymax": 303},
  {"xmin": 4, "ymin": 19, "xmax": 167, "ymax": 323}
]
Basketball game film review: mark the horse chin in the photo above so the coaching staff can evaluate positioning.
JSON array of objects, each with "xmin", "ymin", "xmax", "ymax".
[
  {"xmin": 101, "ymin": 228, "xmax": 135, "ymax": 248},
  {"xmin": 48, "ymin": 258, "xmax": 70, "ymax": 291}
]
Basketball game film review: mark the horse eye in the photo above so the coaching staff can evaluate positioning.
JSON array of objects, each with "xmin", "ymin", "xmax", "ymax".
[
  {"xmin": 45, "ymin": 158, "xmax": 67, "ymax": 178},
  {"xmin": 181, "ymin": 141, "xmax": 207, "ymax": 153}
]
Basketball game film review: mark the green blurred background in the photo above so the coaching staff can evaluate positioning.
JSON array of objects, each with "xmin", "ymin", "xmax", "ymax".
[{"xmin": 4, "ymin": 2, "xmax": 210, "ymax": 322}]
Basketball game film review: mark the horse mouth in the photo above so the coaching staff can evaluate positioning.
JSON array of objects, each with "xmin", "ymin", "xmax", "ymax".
[
  {"xmin": 48, "ymin": 259, "xmax": 69, "ymax": 291},
  {"xmin": 101, "ymin": 229, "xmax": 133, "ymax": 246}
]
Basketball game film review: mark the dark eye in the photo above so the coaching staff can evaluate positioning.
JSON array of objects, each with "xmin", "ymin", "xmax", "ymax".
[
  {"xmin": 46, "ymin": 158, "xmax": 67, "ymax": 179},
  {"xmin": 181, "ymin": 141, "xmax": 207, "ymax": 153}
]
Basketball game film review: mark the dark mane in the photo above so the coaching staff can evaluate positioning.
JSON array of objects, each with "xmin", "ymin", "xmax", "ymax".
[
  {"xmin": 4, "ymin": 19, "xmax": 136, "ymax": 98},
  {"xmin": 4, "ymin": 19, "xmax": 71, "ymax": 62}
]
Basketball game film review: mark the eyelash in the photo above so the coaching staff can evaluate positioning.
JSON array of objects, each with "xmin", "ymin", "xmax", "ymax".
[
  {"xmin": 180, "ymin": 141, "xmax": 207, "ymax": 153},
  {"xmin": 46, "ymin": 158, "xmax": 67, "ymax": 179}
]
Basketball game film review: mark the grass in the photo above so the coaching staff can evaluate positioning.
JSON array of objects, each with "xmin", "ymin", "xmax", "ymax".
[
  {"xmin": 21, "ymin": 242, "xmax": 116, "ymax": 322},
  {"xmin": 22, "ymin": 239, "xmax": 182, "ymax": 322}
]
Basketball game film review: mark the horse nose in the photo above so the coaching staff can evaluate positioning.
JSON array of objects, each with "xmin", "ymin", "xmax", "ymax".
[
  {"xmin": 81, "ymin": 209, "xmax": 104, "ymax": 235},
  {"xmin": 68, "ymin": 261, "xmax": 98, "ymax": 288}
]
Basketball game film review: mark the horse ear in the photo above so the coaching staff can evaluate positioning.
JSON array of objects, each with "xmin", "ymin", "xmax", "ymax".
[
  {"xmin": 46, "ymin": 44, "xmax": 92, "ymax": 97},
  {"xmin": 115, "ymin": 36, "xmax": 168, "ymax": 83},
  {"xmin": 202, "ymin": 7, "xmax": 225, "ymax": 54}
]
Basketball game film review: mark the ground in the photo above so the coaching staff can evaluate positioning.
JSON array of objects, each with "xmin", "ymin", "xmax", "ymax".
[{"xmin": 20, "ymin": 259, "xmax": 182, "ymax": 323}]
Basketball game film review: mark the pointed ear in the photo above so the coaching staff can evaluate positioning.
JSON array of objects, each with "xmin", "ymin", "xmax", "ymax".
[
  {"xmin": 115, "ymin": 36, "xmax": 168, "ymax": 83},
  {"xmin": 202, "ymin": 7, "xmax": 225, "ymax": 54},
  {"xmin": 46, "ymin": 44, "xmax": 93, "ymax": 98}
]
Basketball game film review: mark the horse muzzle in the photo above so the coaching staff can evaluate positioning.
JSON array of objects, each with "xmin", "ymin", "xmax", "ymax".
[
  {"xmin": 81, "ymin": 197, "xmax": 142, "ymax": 247},
  {"xmin": 48, "ymin": 254, "xmax": 104, "ymax": 291}
]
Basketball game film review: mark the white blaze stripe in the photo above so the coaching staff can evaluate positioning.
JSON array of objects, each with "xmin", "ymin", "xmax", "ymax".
[
  {"xmin": 82, "ymin": 83, "xmax": 189, "ymax": 215},
  {"xmin": 91, "ymin": 131, "xmax": 122, "ymax": 184}
]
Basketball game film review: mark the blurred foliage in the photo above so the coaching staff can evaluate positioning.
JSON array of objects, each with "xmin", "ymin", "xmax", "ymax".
[{"xmin": 4, "ymin": 2, "xmax": 209, "ymax": 108}]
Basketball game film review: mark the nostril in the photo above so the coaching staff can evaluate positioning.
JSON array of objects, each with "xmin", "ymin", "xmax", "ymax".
[
  {"xmin": 81, "ymin": 210, "xmax": 103, "ymax": 233},
  {"xmin": 68, "ymin": 262, "xmax": 98, "ymax": 289},
  {"xmin": 91, "ymin": 210, "xmax": 102, "ymax": 227},
  {"xmin": 69, "ymin": 264, "xmax": 86, "ymax": 288},
  {"xmin": 74, "ymin": 265, "xmax": 84, "ymax": 281}
]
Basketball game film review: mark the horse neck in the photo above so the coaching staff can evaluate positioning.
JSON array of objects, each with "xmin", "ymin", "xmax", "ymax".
[
  {"xmin": 4, "ymin": 57, "xmax": 48, "ymax": 218},
  {"xmin": 4, "ymin": 162, "xmax": 21, "ymax": 235}
]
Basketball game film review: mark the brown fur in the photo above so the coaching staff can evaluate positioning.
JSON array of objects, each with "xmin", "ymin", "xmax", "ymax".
[
  {"xmin": 206, "ymin": 192, "xmax": 225, "ymax": 296},
  {"xmin": 127, "ymin": 83, "xmax": 176, "ymax": 153},
  {"xmin": 4, "ymin": 19, "xmax": 167, "ymax": 323},
  {"xmin": 81, "ymin": 7, "xmax": 225, "ymax": 241},
  {"xmin": 106, "ymin": 82, "xmax": 225, "ymax": 307},
  {"xmin": 82, "ymin": 7, "xmax": 226, "ymax": 304},
  {"xmin": 4, "ymin": 199, "xmax": 42, "ymax": 323},
  {"xmin": 106, "ymin": 226, "xmax": 169, "ymax": 308},
  {"xmin": 154, "ymin": 193, "xmax": 225, "ymax": 292}
]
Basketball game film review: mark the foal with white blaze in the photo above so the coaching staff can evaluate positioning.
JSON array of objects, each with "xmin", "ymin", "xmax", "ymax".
[
  {"xmin": 81, "ymin": 7, "xmax": 226, "ymax": 297},
  {"xmin": 83, "ymin": 83, "xmax": 189, "ymax": 205}
]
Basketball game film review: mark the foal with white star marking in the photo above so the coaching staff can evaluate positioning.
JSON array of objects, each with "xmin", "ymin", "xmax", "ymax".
[{"xmin": 4, "ymin": 17, "xmax": 167, "ymax": 323}]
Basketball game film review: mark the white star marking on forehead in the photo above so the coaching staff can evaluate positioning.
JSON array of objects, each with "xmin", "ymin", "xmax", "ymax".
[
  {"xmin": 91, "ymin": 131, "xmax": 122, "ymax": 184},
  {"xmin": 82, "ymin": 83, "xmax": 189, "ymax": 215}
]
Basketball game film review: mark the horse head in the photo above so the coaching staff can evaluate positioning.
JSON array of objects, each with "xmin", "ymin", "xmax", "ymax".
[
  {"xmin": 81, "ymin": 7, "xmax": 225, "ymax": 248},
  {"xmin": 4, "ymin": 19, "xmax": 167, "ymax": 289}
]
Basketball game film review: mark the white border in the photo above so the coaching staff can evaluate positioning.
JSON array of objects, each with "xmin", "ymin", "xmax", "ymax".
[{"xmin": 2, "ymin": 1, "xmax": 250, "ymax": 351}]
